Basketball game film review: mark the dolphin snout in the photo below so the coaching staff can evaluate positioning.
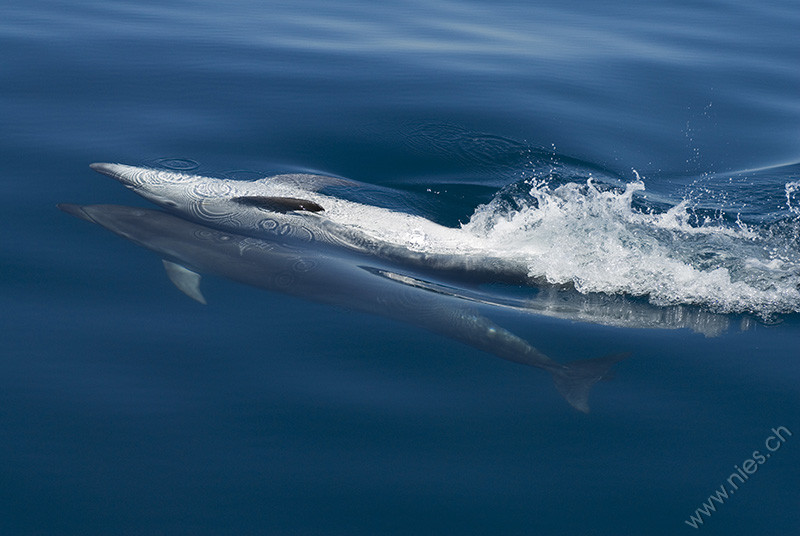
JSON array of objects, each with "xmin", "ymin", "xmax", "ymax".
[
  {"xmin": 90, "ymin": 162, "xmax": 120, "ymax": 177},
  {"xmin": 89, "ymin": 162, "xmax": 140, "ymax": 187}
]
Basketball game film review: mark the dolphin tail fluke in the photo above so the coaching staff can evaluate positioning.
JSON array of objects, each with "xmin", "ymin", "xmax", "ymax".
[{"xmin": 551, "ymin": 353, "xmax": 630, "ymax": 413}]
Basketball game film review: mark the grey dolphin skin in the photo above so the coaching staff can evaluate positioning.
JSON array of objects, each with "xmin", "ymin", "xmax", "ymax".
[
  {"xmin": 87, "ymin": 163, "xmax": 534, "ymax": 285},
  {"xmin": 59, "ymin": 202, "xmax": 627, "ymax": 412}
]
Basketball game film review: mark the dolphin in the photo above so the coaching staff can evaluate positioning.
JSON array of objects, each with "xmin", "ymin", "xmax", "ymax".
[
  {"xmin": 87, "ymin": 163, "xmax": 534, "ymax": 285},
  {"xmin": 59, "ymin": 202, "xmax": 628, "ymax": 412},
  {"xmin": 86, "ymin": 163, "xmax": 730, "ymax": 335}
]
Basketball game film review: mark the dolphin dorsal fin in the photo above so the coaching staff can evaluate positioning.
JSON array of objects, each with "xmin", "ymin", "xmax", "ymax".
[
  {"xmin": 162, "ymin": 260, "xmax": 207, "ymax": 304},
  {"xmin": 231, "ymin": 196, "xmax": 324, "ymax": 213}
]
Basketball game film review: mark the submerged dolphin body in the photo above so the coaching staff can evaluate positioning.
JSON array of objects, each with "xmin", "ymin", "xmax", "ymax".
[
  {"xmin": 88, "ymin": 163, "xmax": 532, "ymax": 284},
  {"xmin": 59, "ymin": 202, "xmax": 627, "ymax": 412}
]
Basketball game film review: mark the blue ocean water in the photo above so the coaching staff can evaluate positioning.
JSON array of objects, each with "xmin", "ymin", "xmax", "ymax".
[{"xmin": 2, "ymin": 0, "xmax": 799, "ymax": 534}]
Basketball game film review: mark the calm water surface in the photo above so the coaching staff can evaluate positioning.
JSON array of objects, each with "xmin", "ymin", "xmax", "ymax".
[{"xmin": 2, "ymin": 1, "xmax": 799, "ymax": 534}]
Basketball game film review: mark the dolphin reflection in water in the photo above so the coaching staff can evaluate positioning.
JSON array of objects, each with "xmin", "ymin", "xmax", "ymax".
[{"xmin": 59, "ymin": 202, "xmax": 634, "ymax": 412}]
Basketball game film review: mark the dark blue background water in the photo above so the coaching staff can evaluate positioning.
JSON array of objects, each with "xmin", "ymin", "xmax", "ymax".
[{"xmin": 2, "ymin": 1, "xmax": 799, "ymax": 534}]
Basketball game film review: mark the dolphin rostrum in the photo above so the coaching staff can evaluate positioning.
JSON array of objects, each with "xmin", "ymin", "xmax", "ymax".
[{"xmin": 59, "ymin": 202, "xmax": 628, "ymax": 412}]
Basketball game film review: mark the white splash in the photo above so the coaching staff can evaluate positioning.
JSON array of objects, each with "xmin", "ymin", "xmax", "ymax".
[
  {"xmin": 462, "ymin": 177, "xmax": 800, "ymax": 316},
  {"xmin": 786, "ymin": 180, "xmax": 800, "ymax": 216}
]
